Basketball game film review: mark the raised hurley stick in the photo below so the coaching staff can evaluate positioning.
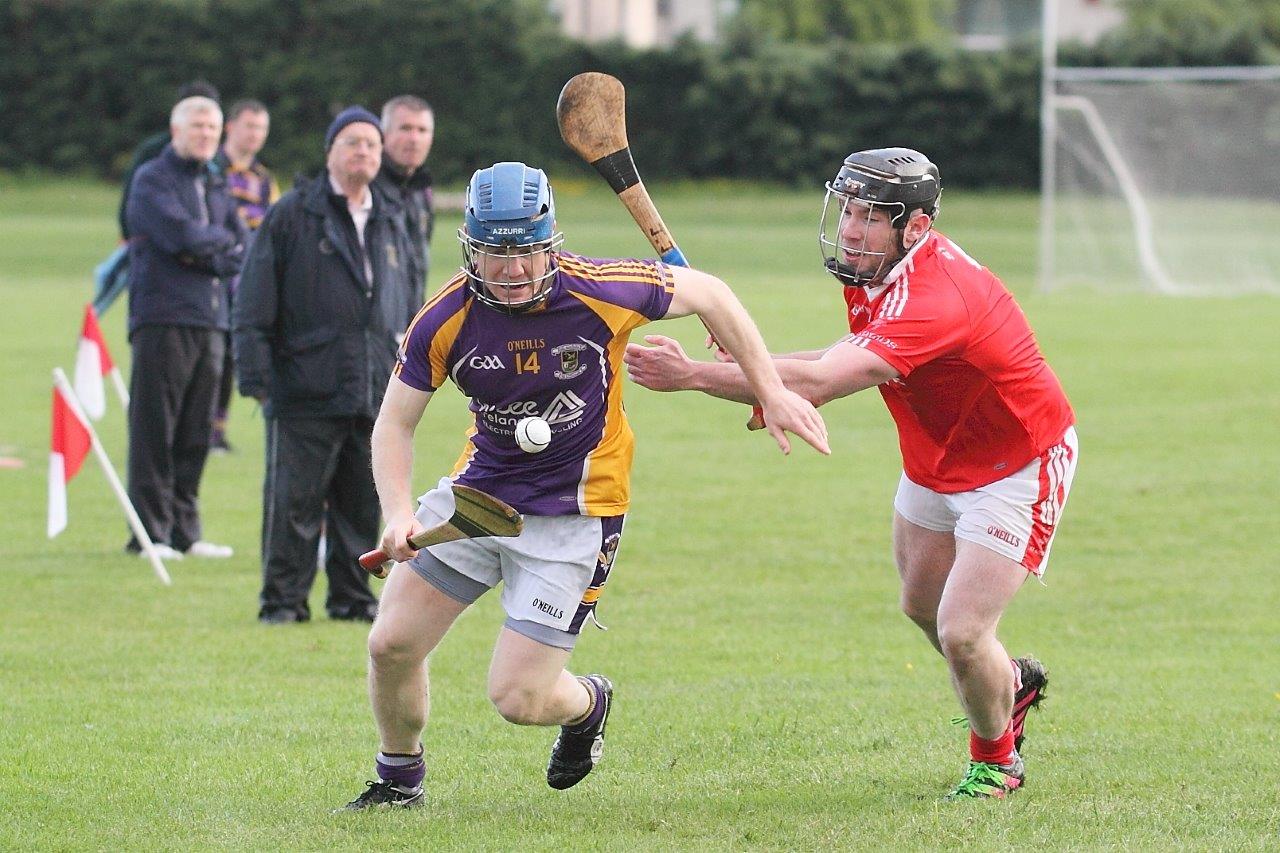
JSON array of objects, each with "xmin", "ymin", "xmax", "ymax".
[
  {"xmin": 556, "ymin": 72, "xmax": 767, "ymax": 431},
  {"xmin": 358, "ymin": 485, "xmax": 523, "ymax": 579}
]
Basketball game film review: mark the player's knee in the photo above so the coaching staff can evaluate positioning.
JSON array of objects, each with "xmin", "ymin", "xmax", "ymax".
[
  {"xmin": 900, "ymin": 595, "xmax": 937, "ymax": 630},
  {"xmin": 488, "ymin": 681, "xmax": 543, "ymax": 725},
  {"xmin": 937, "ymin": 619, "xmax": 985, "ymax": 663},
  {"xmin": 367, "ymin": 626, "xmax": 419, "ymax": 669}
]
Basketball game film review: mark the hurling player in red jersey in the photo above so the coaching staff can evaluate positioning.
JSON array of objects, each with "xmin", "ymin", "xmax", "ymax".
[{"xmin": 625, "ymin": 148, "xmax": 1079, "ymax": 800}]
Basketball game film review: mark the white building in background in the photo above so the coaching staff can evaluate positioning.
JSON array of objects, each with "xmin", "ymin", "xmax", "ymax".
[
  {"xmin": 549, "ymin": 0, "xmax": 733, "ymax": 48},
  {"xmin": 550, "ymin": 0, "xmax": 1125, "ymax": 51},
  {"xmin": 955, "ymin": 0, "xmax": 1124, "ymax": 49}
]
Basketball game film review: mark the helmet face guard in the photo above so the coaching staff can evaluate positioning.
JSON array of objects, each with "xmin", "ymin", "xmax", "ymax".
[
  {"xmin": 819, "ymin": 193, "xmax": 904, "ymax": 286},
  {"xmin": 818, "ymin": 148, "xmax": 941, "ymax": 287},
  {"xmin": 460, "ymin": 230, "xmax": 565, "ymax": 313},
  {"xmin": 461, "ymin": 162, "xmax": 564, "ymax": 313}
]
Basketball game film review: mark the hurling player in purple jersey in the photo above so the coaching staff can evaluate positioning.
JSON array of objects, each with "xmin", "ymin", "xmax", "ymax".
[{"xmin": 338, "ymin": 162, "xmax": 828, "ymax": 810}]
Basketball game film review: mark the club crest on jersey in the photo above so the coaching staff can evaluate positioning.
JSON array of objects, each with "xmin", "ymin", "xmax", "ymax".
[{"xmin": 552, "ymin": 343, "xmax": 588, "ymax": 380}]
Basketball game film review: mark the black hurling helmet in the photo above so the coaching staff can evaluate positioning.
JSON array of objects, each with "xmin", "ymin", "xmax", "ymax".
[{"xmin": 818, "ymin": 147, "xmax": 941, "ymax": 287}]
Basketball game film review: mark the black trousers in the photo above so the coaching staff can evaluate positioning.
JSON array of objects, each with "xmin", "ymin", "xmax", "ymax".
[
  {"xmin": 126, "ymin": 325, "xmax": 223, "ymax": 551},
  {"xmin": 214, "ymin": 330, "xmax": 234, "ymax": 423},
  {"xmin": 259, "ymin": 415, "xmax": 380, "ymax": 620}
]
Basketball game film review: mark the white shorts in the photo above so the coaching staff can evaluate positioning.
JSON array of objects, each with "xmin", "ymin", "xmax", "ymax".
[
  {"xmin": 408, "ymin": 478, "xmax": 624, "ymax": 646},
  {"xmin": 893, "ymin": 427, "xmax": 1079, "ymax": 576}
]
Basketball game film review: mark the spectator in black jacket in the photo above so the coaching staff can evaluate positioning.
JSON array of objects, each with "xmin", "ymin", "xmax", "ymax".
[
  {"xmin": 373, "ymin": 95, "xmax": 434, "ymax": 288},
  {"xmin": 125, "ymin": 95, "xmax": 246, "ymax": 561},
  {"xmin": 234, "ymin": 107, "xmax": 422, "ymax": 624}
]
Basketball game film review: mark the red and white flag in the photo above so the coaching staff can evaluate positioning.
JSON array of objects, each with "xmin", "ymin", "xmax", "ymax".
[
  {"xmin": 48, "ymin": 382, "xmax": 93, "ymax": 538},
  {"xmin": 74, "ymin": 304, "xmax": 118, "ymax": 420}
]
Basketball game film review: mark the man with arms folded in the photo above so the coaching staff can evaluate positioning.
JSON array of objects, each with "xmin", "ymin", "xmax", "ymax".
[{"xmin": 124, "ymin": 94, "xmax": 245, "ymax": 561}]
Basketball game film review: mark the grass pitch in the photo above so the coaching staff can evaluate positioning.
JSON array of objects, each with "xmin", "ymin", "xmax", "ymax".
[{"xmin": 0, "ymin": 175, "xmax": 1277, "ymax": 850}]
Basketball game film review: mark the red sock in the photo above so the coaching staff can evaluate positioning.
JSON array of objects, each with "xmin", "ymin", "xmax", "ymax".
[{"xmin": 970, "ymin": 724, "xmax": 1015, "ymax": 765}]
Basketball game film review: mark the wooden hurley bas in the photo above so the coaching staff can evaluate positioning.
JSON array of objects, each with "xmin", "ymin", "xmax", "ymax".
[{"xmin": 358, "ymin": 485, "xmax": 524, "ymax": 579}]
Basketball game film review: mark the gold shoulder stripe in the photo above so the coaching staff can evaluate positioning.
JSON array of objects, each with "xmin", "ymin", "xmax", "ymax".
[
  {"xmin": 402, "ymin": 275, "xmax": 467, "ymax": 342},
  {"xmin": 423, "ymin": 273, "xmax": 467, "ymax": 311},
  {"xmin": 558, "ymin": 255, "xmax": 654, "ymax": 271},
  {"xmin": 560, "ymin": 258, "xmax": 657, "ymax": 277},
  {"xmin": 559, "ymin": 263, "xmax": 664, "ymax": 287}
]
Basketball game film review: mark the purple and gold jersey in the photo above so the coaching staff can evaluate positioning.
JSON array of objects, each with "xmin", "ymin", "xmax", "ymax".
[
  {"xmin": 395, "ymin": 252, "xmax": 675, "ymax": 517},
  {"xmin": 220, "ymin": 148, "xmax": 280, "ymax": 231}
]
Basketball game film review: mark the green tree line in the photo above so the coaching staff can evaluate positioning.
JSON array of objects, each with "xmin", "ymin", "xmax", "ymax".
[{"xmin": 2, "ymin": 0, "xmax": 1276, "ymax": 187}]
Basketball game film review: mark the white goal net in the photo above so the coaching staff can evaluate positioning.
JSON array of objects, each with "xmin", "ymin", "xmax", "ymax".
[{"xmin": 1040, "ymin": 65, "xmax": 1280, "ymax": 295}]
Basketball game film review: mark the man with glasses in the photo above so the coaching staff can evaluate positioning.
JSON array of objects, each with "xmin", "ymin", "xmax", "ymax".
[{"xmin": 234, "ymin": 107, "xmax": 420, "ymax": 625}]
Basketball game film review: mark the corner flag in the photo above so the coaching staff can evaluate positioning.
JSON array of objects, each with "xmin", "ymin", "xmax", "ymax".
[
  {"xmin": 74, "ymin": 304, "xmax": 127, "ymax": 419},
  {"xmin": 48, "ymin": 382, "xmax": 92, "ymax": 538}
]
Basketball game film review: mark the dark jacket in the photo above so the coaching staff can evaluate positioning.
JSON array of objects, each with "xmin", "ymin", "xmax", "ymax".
[
  {"xmin": 125, "ymin": 144, "xmax": 246, "ymax": 337},
  {"xmin": 233, "ymin": 172, "xmax": 422, "ymax": 420},
  {"xmin": 373, "ymin": 162, "xmax": 434, "ymax": 286},
  {"xmin": 118, "ymin": 131, "xmax": 169, "ymax": 239}
]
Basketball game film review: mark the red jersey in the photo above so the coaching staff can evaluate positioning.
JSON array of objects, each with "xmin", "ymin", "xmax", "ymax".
[{"xmin": 844, "ymin": 231, "xmax": 1074, "ymax": 493}]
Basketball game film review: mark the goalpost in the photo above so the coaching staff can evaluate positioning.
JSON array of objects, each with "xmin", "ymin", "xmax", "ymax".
[{"xmin": 1038, "ymin": 0, "xmax": 1280, "ymax": 295}]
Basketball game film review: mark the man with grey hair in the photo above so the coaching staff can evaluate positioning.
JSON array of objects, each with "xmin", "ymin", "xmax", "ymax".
[
  {"xmin": 373, "ymin": 95, "xmax": 435, "ymax": 287},
  {"xmin": 124, "ymin": 94, "xmax": 246, "ymax": 560}
]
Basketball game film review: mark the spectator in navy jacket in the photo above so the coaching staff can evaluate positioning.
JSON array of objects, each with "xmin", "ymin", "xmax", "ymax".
[{"xmin": 124, "ymin": 95, "xmax": 246, "ymax": 561}]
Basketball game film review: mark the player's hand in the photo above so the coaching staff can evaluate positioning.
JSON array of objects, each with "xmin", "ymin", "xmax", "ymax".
[
  {"xmin": 703, "ymin": 332, "xmax": 738, "ymax": 363},
  {"xmin": 624, "ymin": 335, "xmax": 697, "ymax": 392},
  {"xmin": 758, "ymin": 388, "xmax": 830, "ymax": 456},
  {"xmin": 380, "ymin": 513, "xmax": 426, "ymax": 564}
]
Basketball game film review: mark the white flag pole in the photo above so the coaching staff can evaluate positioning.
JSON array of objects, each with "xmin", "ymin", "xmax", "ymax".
[
  {"xmin": 109, "ymin": 366, "xmax": 130, "ymax": 410},
  {"xmin": 52, "ymin": 368, "xmax": 171, "ymax": 585}
]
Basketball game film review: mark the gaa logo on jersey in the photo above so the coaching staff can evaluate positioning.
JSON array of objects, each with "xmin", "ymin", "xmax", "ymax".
[{"xmin": 552, "ymin": 343, "xmax": 589, "ymax": 380}]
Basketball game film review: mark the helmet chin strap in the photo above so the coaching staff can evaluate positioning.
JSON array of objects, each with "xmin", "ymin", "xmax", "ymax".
[
  {"xmin": 827, "ymin": 238, "xmax": 901, "ymax": 288},
  {"xmin": 836, "ymin": 223, "xmax": 930, "ymax": 288}
]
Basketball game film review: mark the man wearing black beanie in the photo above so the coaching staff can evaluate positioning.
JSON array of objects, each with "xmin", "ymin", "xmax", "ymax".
[{"xmin": 234, "ymin": 106, "xmax": 421, "ymax": 624}]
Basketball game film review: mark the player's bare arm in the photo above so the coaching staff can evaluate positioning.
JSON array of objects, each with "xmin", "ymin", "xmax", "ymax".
[
  {"xmin": 625, "ymin": 334, "xmax": 898, "ymax": 407},
  {"xmin": 370, "ymin": 376, "xmax": 433, "ymax": 562},
  {"xmin": 710, "ymin": 337, "xmax": 851, "ymax": 364},
  {"xmin": 662, "ymin": 266, "xmax": 830, "ymax": 456}
]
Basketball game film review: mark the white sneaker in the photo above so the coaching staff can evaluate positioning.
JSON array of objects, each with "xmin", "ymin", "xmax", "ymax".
[
  {"xmin": 140, "ymin": 544, "xmax": 184, "ymax": 561},
  {"xmin": 186, "ymin": 540, "xmax": 234, "ymax": 559}
]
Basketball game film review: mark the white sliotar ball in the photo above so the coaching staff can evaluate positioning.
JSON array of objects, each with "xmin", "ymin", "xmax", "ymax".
[{"xmin": 515, "ymin": 416, "xmax": 552, "ymax": 454}]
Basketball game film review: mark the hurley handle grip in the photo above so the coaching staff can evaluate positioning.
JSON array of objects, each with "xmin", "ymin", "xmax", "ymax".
[{"xmin": 358, "ymin": 548, "xmax": 394, "ymax": 579}]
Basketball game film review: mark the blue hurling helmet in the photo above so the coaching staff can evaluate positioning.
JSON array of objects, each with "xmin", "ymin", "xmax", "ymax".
[{"xmin": 460, "ymin": 162, "xmax": 564, "ymax": 313}]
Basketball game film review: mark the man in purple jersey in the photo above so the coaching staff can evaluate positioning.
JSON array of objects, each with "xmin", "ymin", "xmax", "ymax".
[
  {"xmin": 211, "ymin": 99, "xmax": 280, "ymax": 454},
  {"xmin": 338, "ymin": 162, "xmax": 829, "ymax": 810}
]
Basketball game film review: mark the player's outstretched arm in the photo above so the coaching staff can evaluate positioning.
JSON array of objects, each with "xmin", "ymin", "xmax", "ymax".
[
  {"xmin": 657, "ymin": 267, "xmax": 829, "ymax": 456},
  {"xmin": 626, "ymin": 334, "xmax": 898, "ymax": 408},
  {"xmin": 371, "ymin": 377, "xmax": 434, "ymax": 563}
]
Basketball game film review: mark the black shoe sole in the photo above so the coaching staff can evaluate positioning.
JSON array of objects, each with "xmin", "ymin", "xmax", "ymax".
[{"xmin": 547, "ymin": 675, "xmax": 613, "ymax": 790}]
